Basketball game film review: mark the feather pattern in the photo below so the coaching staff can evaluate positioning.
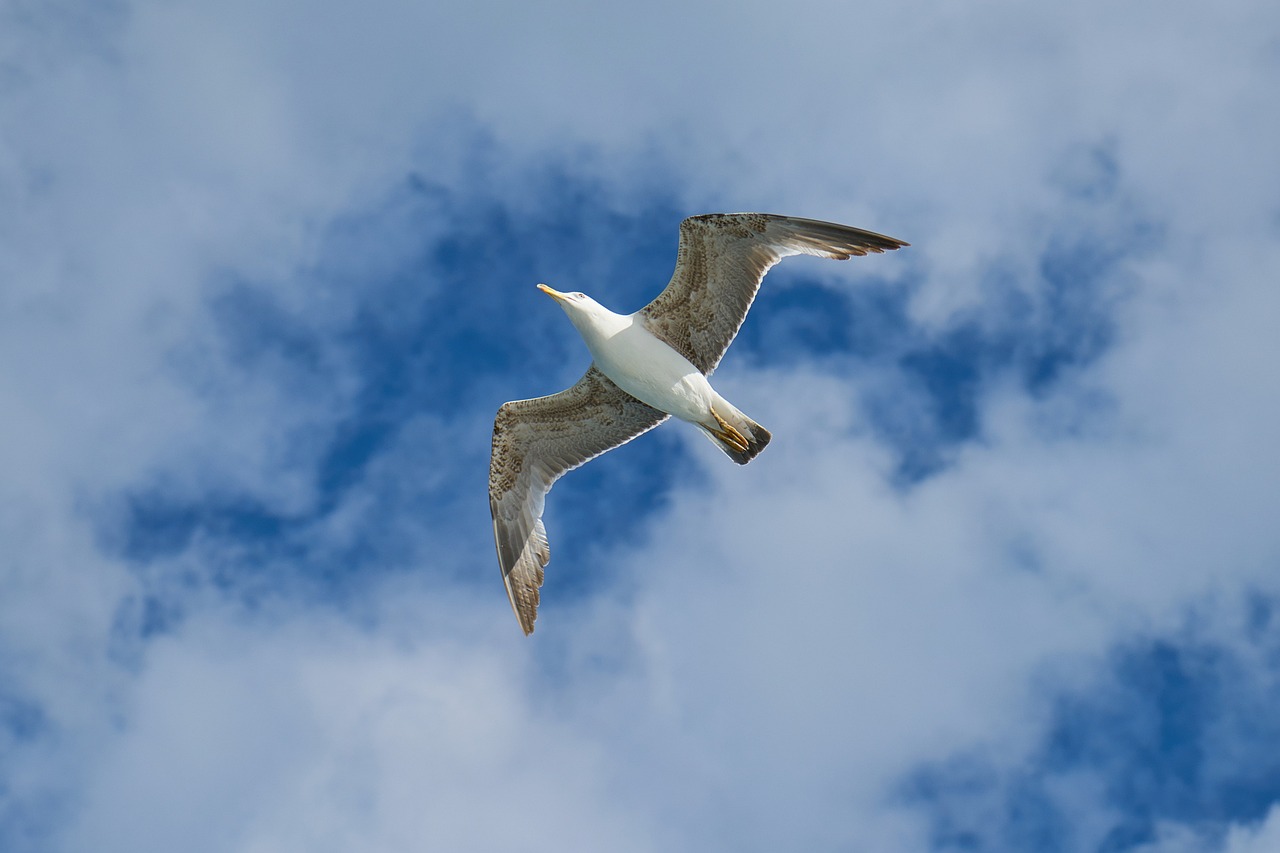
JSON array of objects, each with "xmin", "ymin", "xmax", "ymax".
[
  {"xmin": 489, "ymin": 365, "xmax": 668, "ymax": 634},
  {"xmin": 639, "ymin": 214, "xmax": 908, "ymax": 375}
]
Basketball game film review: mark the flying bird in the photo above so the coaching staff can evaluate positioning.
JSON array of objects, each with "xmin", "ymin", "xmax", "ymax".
[{"xmin": 489, "ymin": 213, "xmax": 908, "ymax": 634}]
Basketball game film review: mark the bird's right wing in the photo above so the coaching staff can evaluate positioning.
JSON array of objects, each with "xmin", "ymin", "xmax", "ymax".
[
  {"xmin": 489, "ymin": 365, "xmax": 668, "ymax": 635},
  {"xmin": 639, "ymin": 214, "xmax": 908, "ymax": 375}
]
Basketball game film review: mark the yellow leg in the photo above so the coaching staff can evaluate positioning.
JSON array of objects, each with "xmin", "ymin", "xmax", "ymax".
[{"xmin": 710, "ymin": 407, "xmax": 751, "ymax": 453}]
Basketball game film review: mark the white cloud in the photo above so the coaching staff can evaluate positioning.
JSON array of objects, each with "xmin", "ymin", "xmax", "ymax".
[
  {"xmin": 2, "ymin": 0, "xmax": 1279, "ymax": 850},
  {"xmin": 51, "ymin": 603, "xmax": 662, "ymax": 853},
  {"xmin": 1221, "ymin": 807, "xmax": 1280, "ymax": 853}
]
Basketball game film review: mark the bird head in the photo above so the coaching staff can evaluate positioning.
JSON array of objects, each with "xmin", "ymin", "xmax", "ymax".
[
  {"xmin": 537, "ymin": 283, "xmax": 607, "ymax": 322},
  {"xmin": 536, "ymin": 284, "xmax": 628, "ymax": 344},
  {"xmin": 537, "ymin": 284, "xmax": 589, "ymax": 307}
]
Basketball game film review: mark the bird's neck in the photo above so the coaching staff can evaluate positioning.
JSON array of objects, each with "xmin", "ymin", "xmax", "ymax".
[{"xmin": 570, "ymin": 308, "xmax": 631, "ymax": 350}]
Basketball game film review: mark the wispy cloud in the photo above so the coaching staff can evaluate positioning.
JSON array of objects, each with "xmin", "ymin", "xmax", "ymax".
[{"xmin": 1, "ymin": 0, "xmax": 1278, "ymax": 851}]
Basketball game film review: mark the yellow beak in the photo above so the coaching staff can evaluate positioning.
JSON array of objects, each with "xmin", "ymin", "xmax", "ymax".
[{"xmin": 536, "ymin": 283, "xmax": 567, "ymax": 302}]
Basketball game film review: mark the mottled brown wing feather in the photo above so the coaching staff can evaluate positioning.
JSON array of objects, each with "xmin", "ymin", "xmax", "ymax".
[
  {"xmin": 639, "ymin": 214, "xmax": 908, "ymax": 375},
  {"xmin": 489, "ymin": 365, "xmax": 668, "ymax": 635}
]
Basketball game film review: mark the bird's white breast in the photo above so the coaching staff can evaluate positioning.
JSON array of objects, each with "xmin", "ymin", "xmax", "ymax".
[{"xmin": 582, "ymin": 318, "xmax": 713, "ymax": 423}]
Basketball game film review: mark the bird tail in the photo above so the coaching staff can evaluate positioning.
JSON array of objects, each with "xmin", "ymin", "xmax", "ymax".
[{"xmin": 701, "ymin": 401, "xmax": 771, "ymax": 465}]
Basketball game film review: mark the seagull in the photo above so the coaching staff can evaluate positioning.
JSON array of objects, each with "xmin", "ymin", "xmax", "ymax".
[{"xmin": 489, "ymin": 213, "xmax": 908, "ymax": 634}]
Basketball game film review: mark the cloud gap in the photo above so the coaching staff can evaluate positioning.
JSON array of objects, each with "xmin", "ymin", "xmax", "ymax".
[{"xmin": 899, "ymin": 595, "xmax": 1280, "ymax": 852}]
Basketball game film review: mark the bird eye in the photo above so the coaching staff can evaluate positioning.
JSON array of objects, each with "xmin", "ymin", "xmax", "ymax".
[{"xmin": 571, "ymin": 292, "xmax": 585, "ymax": 299}]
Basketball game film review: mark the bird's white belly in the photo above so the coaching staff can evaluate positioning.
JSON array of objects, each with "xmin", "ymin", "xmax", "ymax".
[{"xmin": 587, "ymin": 323, "xmax": 713, "ymax": 423}]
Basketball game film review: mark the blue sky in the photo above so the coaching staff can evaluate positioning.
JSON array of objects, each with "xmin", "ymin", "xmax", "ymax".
[{"xmin": 2, "ymin": 1, "xmax": 1279, "ymax": 851}]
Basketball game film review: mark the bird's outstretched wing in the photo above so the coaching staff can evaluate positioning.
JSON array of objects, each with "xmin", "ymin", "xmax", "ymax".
[
  {"xmin": 639, "ymin": 214, "xmax": 908, "ymax": 375},
  {"xmin": 489, "ymin": 365, "xmax": 668, "ymax": 634}
]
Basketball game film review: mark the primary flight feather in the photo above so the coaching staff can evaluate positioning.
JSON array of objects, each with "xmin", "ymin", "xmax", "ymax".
[{"xmin": 489, "ymin": 213, "xmax": 908, "ymax": 634}]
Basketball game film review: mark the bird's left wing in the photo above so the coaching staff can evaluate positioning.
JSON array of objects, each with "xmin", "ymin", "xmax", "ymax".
[
  {"xmin": 489, "ymin": 364, "xmax": 668, "ymax": 635},
  {"xmin": 639, "ymin": 214, "xmax": 908, "ymax": 375}
]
